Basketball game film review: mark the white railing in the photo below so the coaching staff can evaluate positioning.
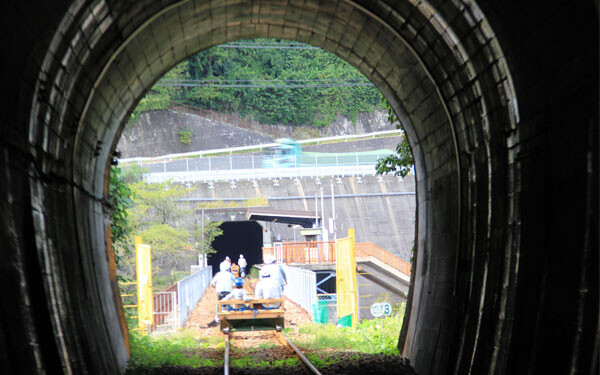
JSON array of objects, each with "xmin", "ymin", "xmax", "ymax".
[
  {"xmin": 177, "ymin": 266, "xmax": 212, "ymax": 327},
  {"xmin": 145, "ymin": 164, "xmax": 379, "ymax": 183},
  {"xmin": 152, "ymin": 291, "xmax": 178, "ymax": 333},
  {"xmin": 282, "ymin": 265, "xmax": 317, "ymax": 320},
  {"xmin": 119, "ymin": 129, "xmax": 402, "ymax": 164}
]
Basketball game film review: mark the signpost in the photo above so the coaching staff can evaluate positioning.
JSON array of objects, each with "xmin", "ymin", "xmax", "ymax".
[{"xmin": 370, "ymin": 302, "xmax": 392, "ymax": 318}]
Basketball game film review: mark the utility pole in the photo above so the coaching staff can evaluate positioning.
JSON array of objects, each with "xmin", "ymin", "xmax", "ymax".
[
  {"xmin": 331, "ymin": 181, "xmax": 336, "ymax": 241},
  {"xmin": 321, "ymin": 186, "xmax": 327, "ymax": 242},
  {"xmin": 314, "ymin": 194, "xmax": 318, "ymax": 228}
]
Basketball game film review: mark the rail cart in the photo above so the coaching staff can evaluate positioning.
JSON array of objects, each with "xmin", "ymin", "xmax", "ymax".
[{"xmin": 217, "ymin": 298, "xmax": 285, "ymax": 332}]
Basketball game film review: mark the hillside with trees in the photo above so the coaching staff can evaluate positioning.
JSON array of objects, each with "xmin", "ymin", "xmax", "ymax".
[{"xmin": 131, "ymin": 39, "xmax": 385, "ymax": 128}]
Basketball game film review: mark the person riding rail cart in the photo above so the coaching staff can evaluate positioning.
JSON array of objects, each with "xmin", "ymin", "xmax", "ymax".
[
  {"xmin": 222, "ymin": 277, "xmax": 251, "ymax": 310},
  {"xmin": 254, "ymin": 268, "xmax": 282, "ymax": 308}
]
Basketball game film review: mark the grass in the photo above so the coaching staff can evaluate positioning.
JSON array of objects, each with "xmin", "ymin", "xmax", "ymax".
[
  {"xmin": 230, "ymin": 356, "xmax": 299, "ymax": 368},
  {"xmin": 296, "ymin": 303, "xmax": 406, "ymax": 355},
  {"xmin": 126, "ymin": 331, "xmax": 220, "ymax": 372},
  {"xmin": 126, "ymin": 303, "xmax": 406, "ymax": 372}
]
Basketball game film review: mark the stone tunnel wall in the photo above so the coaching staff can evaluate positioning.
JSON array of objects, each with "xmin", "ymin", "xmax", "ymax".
[{"xmin": 0, "ymin": 1, "xmax": 597, "ymax": 375}]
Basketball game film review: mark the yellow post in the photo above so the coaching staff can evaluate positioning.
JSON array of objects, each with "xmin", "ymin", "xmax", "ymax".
[
  {"xmin": 348, "ymin": 229, "xmax": 358, "ymax": 328},
  {"xmin": 335, "ymin": 228, "xmax": 359, "ymax": 327},
  {"xmin": 135, "ymin": 237, "xmax": 153, "ymax": 334}
]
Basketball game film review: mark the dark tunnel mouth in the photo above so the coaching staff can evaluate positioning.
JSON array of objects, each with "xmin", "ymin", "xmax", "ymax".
[
  {"xmin": 208, "ymin": 221, "xmax": 264, "ymax": 272},
  {"xmin": 22, "ymin": 1, "xmax": 526, "ymax": 373}
]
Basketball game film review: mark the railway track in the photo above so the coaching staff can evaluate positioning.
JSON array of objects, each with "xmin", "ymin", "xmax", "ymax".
[{"xmin": 223, "ymin": 331, "xmax": 322, "ymax": 375}]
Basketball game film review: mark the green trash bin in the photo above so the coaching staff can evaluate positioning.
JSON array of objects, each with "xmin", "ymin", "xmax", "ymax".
[
  {"xmin": 337, "ymin": 314, "xmax": 352, "ymax": 327},
  {"xmin": 313, "ymin": 300, "xmax": 329, "ymax": 324}
]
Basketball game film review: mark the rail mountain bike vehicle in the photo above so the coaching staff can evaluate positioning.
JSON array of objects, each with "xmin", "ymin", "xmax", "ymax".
[{"xmin": 218, "ymin": 298, "xmax": 285, "ymax": 332}]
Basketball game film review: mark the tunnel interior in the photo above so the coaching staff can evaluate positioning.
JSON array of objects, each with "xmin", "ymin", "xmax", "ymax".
[
  {"xmin": 1, "ymin": 1, "xmax": 597, "ymax": 374},
  {"xmin": 208, "ymin": 221, "xmax": 264, "ymax": 273}
]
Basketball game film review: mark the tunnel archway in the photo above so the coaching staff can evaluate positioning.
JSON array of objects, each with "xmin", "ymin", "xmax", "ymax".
[
  {"xmin": 208, "ymin": 221, "xmax": 263, "ymax": 273},
  {"xmin": 1, "ymin": 1, "xmax": 597, "ymax": 374}
]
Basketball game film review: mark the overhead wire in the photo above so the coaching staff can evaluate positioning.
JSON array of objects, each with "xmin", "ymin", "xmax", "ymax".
[
  {"xmin": 156, "ymin": 78, "xmax": 374, "ymax": 88},
  {"xmin": 156, "ymin": 82, "xmax": 374, "ymax": 88},
  {"xmin": 217, "ymin": 42, "xmax": 319, "ymax": 49}
]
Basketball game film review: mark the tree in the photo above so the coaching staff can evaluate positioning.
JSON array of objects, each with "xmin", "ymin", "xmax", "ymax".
[
  {"xmin": 130, "ymin": 38, "xmax": 384, "ymax": 128},
  {"xmin": 193, "ymin": 219, "xmax": 223, "ymax": 257},
  {"xmin": 128, "ymin": 60, "xmax": 189, "ymax": 125},
  {"xmin": 375, "ymin": 98, "xmax": 415, "ymax": 177},
  {"xmin": 126, "ymin": 180, "xmax": 223, "ymax": 278},
  {"xmin": 129, "ymin": 180, "xmax": 189, "ymax": 226},
  {"xmin": 108, "ymin": 167, "xmax": 134, "ymax": 273}
]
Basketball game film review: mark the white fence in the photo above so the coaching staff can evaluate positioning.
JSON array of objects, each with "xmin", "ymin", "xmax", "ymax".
[
  {"xmin": 146, "ymin": 164, "xmax": 379, "ymax": 184},
  {"xmin": 119, "ymin": 129, "xmax": 402, "ymax": 164},
  {"xmin": 282, "ymin": 265, "xmax": 317, "ymax": 320},
  {"xmin": 177, "ymin": 266, "xmax": 212, "ymax": 327},
  {"xmin": 152, "ymin": 291, "xmax": 178, "ymax": 333}
]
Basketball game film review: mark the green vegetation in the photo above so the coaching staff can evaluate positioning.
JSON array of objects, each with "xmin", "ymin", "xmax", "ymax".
[
  {"xmin": 126, "ymin": 331, "xmax": 219, "ymax": 372},
  {"xmin": 247, "ymin": 266, "xmax": 260, "ymax": 279},
  {"xmin": 375, "ymin": 98, "xmax": 414, "ymax": 177},
  {"xmin": 230, "ymin": 355, "xmax": 298, "ymax": 368},
  {"xmin": 109, "ymin": 177, "xmax": 223, "ymax": 291},
  {"xmin": 129, "ymin": 61, "xmax": 188, "ymax": 125},
  {"xmin": 130, "ymin": 38, "xmax": 384, "ymax": 127},
  {"xmin": 297, "ymin": 303, "xmax": 406, "ymax": 355},
  {"xmin": 108, "ymin": 167, "xmax": 135, "ymax": 277},
  {"xmin": 177, "ymin": 127, "xmax": 193, "ymax": 144},
  {"xmin": 125, "ymin": 303, "xmax": 404, "ymax": 371}
]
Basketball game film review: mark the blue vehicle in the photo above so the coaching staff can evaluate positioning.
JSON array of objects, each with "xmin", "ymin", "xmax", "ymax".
[
  {"xmin": 263, "ymin": 138, "xmax": 395, "ymax": 168},
  {"xmin": 262, "ymin": 138, "xmax": 302, "ymax": 168}
]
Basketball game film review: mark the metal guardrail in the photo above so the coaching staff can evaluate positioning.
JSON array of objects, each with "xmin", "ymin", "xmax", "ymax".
[
  {"xmin": 152, "ymin": 291, "xmax": 178, "ymax": 333},
  {"xmin": 265, "ymin": 241, "xmax": 411, "ymax": 277},
  {"xmin": 177, "ymin": 266, "xmax": 213, "ymax": 326},
  {"xmin": 356, "ymin": 243, "xmax": 412, "ymax": 276},
  {"xmin": 282, "ymin": 265, "xmax": 317, "ymax": 320},
  {"xmin": 145, "ymin": 164, "xmax": 380, "ymax": 183},
  {"xmin": 118, "ymin": 129, "xmax": 402, "ymax": 164}
]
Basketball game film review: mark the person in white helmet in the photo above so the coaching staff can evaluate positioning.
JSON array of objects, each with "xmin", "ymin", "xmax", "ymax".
[
  {"xmin": 237, "ymin": 254, "xmax": 247, "ymax": 277},
  {"xmin": 219, "ymin": 256, "xmax": 231, "ymax": 273},
  {"xmin": 262, "ymin": 254, "xmax": 287, "ymax": 292},
  {"xmin": 208, "ymin": 262, "xmax": 235, "ymax": 326},
  {"xmin": 254, "ymin": 268, "xmax": 282, "ymax": 308}
]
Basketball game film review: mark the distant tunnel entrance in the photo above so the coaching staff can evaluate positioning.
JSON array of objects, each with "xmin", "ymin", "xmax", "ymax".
[{"xmin": 208, "ymin": 221, "xmax": 263, "ymax": 274}]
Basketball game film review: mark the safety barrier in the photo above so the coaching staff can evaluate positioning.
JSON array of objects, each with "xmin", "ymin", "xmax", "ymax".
[
  {"xmin": 355, "ymin": 242, "xmax": 412, "ymax": 276},
  {"xmin": 177, "ymin": 266, "xmax": 213, "ymax": 327},
  {"xmin": 144, "ymin": 164, "xmax": 381, "ymax": 184},
  {"xmin": 264, "ymin": 241, "xmax": 411, "ymax": 276},
  {"xmin": 282, "ymin": 265, "xmax": 317, "ymax": 319},
  {"xmin": 152, "ymin": 291, "xmax": 178, "ymax": 333},
  {"xmin": 270, "ymin": 241, "xmax": 336, "ymax": 264}
]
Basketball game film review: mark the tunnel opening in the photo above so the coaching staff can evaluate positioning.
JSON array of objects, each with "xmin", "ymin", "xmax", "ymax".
[
  {"xmin": 208, "ymin": 221, "xmax": 264, "ymax": 273},
  {"xmin": 3, "ymin": 0, "xmax": 596, "ymax": 374}
]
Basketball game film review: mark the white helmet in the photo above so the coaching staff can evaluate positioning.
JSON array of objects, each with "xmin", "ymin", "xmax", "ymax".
[
  {"xmin": 240, "ymin": 254, "xmax": 244, "ymax": 258},
  {"xmin": 220, "ymin": 262, "xmax": 230, "ymax": 272},
  {"xmin": 264, "ymin": 254, "xmax": 275, "ymax": 264}
]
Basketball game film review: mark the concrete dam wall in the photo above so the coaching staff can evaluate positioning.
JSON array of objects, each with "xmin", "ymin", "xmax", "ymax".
[{"xmin": 181, "ymin": 173, "xmax": 416, "ymax": 261}]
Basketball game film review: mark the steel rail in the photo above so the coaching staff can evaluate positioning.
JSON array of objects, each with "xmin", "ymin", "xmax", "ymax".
[
  {"xmin": 275, "ymin": 331, "xmax": 322, "ymax": 375},
  {"xmin": 223, "ymin": 331, "xmax": 321, "ymax": 375},
  {"xmin": 224, "ymin": 333, "xmax": 230, "ymax": 375}
]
